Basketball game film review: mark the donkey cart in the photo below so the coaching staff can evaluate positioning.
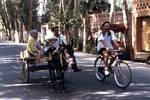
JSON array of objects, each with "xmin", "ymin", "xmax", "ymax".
[{"xmin": 18, "ymin": 49, "xmax": 67, "ymax": 92}]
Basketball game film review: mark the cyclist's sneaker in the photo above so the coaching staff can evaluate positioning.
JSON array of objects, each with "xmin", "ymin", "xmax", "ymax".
[{"xmin": 104, "ymin": 68, "xmax": 110, "ymax": 76}]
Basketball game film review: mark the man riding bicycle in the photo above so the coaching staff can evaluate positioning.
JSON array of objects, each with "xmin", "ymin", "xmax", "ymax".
[{"xmin": 96, "ymin": 21, "xmax": 120, "ymax": 75}]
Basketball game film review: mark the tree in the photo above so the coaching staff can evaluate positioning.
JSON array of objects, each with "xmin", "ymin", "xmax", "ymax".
[
  {"xmin": 109, "ymin": 0, "xmax": 116, "ymax": 22},
  {"xmin": 41, "ymin": 0, "xmax": 83, "ymax": 47},
  {"xmin": 123, "ymin": 0, "xmax": 133, "ymax": 60},
  {"xmin": 19, "ymin": 0, "xmax": 40, "ymax": 31},
  {"xmin": 0, "ymin": 0, "xmax": 40, "ymax": 42},
  {"xmin": 0, "ymin": 0, "xmax": 12, "ymax": 40},
  {"xmin": 79, "ymin": 0, "xmax": 111, "ymax": 51}
]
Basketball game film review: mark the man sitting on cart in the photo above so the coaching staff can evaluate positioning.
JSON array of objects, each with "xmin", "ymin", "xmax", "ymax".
[{"xmin": 26, "ymin": 30, "xmax": 44, "ymax": 61}]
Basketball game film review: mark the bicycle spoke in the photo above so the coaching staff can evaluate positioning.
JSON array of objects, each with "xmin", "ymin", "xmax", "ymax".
[
  {"xmin": 114, "ymin": 62, "xmax": 132, "ymax": 88},
  {"xmin": 116, "ymin": 68, "xmax": 129, "ymax": 82}
]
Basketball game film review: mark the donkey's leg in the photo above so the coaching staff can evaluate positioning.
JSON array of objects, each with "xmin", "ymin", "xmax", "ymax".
[
  {"xmin": 54, "ymin": 60, "xmax": 66, "ymax": 92},
  {"xmin": 70, "ymin": 56, "xmax": 82, "ymax": 72},
  {"xmin": 48, "ymin": 61, "xmax": 55, "ymax": 83}
]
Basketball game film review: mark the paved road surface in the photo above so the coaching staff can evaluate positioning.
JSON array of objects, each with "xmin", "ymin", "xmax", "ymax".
[{"xmin": 0, "ymin": 41, "xmax": 150, "ymax": 100}]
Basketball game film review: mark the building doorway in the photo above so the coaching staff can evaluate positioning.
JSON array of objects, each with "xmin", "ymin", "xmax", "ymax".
[{"xmin": 141, "ymin": 17, "xmax": 150, "ymax": 52}]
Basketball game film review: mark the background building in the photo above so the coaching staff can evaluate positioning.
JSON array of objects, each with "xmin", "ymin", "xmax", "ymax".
[{"xmin": 132, "ymin": 0, "xmax": 150, "ymax": 60}]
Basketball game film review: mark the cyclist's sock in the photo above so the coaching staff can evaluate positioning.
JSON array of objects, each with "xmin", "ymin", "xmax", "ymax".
[{"xmin": 104, "ymin": 67, "xmax": 110, "ymax": 76}]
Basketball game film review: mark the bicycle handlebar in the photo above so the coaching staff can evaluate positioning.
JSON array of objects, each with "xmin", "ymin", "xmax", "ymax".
[{"xmin": 109, "ymin": 49, "xmax": 125, "ymax": 56}]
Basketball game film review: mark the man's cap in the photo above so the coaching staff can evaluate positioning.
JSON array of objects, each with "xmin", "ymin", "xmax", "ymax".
[
  {"xmin": 51, "ymin": 26, "xmax": 59, "ymax": 32},
  {"xmin": 29, "ymin": 30, "xmax": 38, "ymax": 35}
]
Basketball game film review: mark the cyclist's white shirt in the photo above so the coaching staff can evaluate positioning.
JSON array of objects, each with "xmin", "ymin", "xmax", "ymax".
[{"xmin": 97, "ymin": 30, "xmax": 117, "ymax": 51}]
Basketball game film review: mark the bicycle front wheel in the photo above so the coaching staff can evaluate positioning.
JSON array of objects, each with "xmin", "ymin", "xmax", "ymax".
[
  {"xmin": 94, "ymin": 56, "xmax": 106, "ymax": 81},
  {"xmin": 114, "ymin": 61, "xmax": 132, "ymax": 88}
]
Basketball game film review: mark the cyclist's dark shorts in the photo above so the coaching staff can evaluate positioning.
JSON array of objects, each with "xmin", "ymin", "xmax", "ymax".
[{"xmin": 98, "ymin": 48, "xmax": 106, "ymax": 55}]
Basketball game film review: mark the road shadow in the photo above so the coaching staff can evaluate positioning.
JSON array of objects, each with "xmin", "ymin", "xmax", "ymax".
[{"xmin": 0, "ymin": 43, "xmax": 150, "ymax": 100}]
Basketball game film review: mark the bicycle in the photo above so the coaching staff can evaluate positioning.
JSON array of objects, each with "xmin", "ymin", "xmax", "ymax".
[{"xmin": 94, "ymin": 49, "xmax": 132, "ymax": 89}]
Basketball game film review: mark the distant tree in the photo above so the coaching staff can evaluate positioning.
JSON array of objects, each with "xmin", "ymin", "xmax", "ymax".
[
  {"xmin": 79, "ymin": 0, "xmax": 111, "ymax": 15},
  {"xmin": 41, "ymin": 0, "xmax": 60, "ymax": 26},
  {"xmin": 19, "ymin": 0, "xmax": 40, "ymax": 31},
  {"xmin": 0, "ymin": 0, "xmax": 40, "ymax": 42}
]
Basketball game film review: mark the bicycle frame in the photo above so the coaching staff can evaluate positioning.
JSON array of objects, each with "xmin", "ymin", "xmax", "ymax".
[{"xmin": 109, "ymin": 49, "xmax": 123, "ymax": 66}]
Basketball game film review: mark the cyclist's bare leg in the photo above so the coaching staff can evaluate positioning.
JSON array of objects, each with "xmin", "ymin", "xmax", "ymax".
[
  {"xmin": 109, "ymin": 56, "xmax": 116, "ymax": 68},
  {"xmin": 102, "ymin": 50, "xmax": 109, "ymax": 67},
  {"xmin": 102, "ymin": 50, "xmax": 111, "ymax": 75},
  {"xmin": 106, "ymin": 50, "xmax": 116, "ymax": 68}
]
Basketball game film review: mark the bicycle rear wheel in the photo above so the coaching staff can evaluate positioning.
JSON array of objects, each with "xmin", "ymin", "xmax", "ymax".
[
  {"xmin": 113, "ymin": 61, "xmax": 132, "ymax": 88},
  {"xmin": 94, "ymin": 56, "xmax": 106, "ymax": 81}
]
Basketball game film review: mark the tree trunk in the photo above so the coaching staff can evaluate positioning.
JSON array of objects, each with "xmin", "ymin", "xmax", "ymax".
[
  {"xmin": 63, "ymin": 0, "xmax": 75, "ymax": 45},
  {"xmin": 83, "ymin": 18, "xmax": 86, "ymax": 52},
  {"xmin": 123, "ymin": 0, "xmax": 134, "ymax": 60},
  {"xmin": 19, "ymin": 22, "xmax": 24, "ymax": 42},
  {"xmin": 29, "ymin": 0, "xmax": 32, "ymax": 31},
  {"xmin": 109, "ymin": 0, "xmax": 116, "ymax": 23},
  {"xmin": 68, "ymin": 0, "xmax": 74, "ymax": 10}
]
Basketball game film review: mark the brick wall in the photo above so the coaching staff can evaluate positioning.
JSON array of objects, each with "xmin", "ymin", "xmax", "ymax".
[
  {"xmin": 87, "ymin": 11, "xmax": 124, "ymax": 31},
  {"xmin": 86, "ymin": 11, "xmax": 133, "ymax": 36}
]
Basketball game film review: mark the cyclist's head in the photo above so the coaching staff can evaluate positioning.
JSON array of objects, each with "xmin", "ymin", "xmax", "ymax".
[{"xmin": 101, "ymin": 21, "xmax": 111, "ymax": 32}]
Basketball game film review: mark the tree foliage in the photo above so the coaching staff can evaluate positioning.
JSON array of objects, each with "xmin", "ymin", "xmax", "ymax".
[
  {"xmin": 19, "ymin": 0, "xmax": 40, "ymax": 31},
  {"xmin": 0, "ymin": 0, "xmax": 40, "ymax": 41},
  {"xmin": 0, "ymin": 0, "xmax": 123, "ymax": 43},
  {"xmin": 79, "ymin": 0, "xmax": 111, "ymax": 15}
]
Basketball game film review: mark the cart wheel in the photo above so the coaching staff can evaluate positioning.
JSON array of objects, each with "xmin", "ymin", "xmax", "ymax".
[
  {"xmin": 22, "ymin": 61, "xmax": 30, "ymax": 83},
  {"xmin": 146, "ymin": 56, "xmax": 150, "ymax": 65}
]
